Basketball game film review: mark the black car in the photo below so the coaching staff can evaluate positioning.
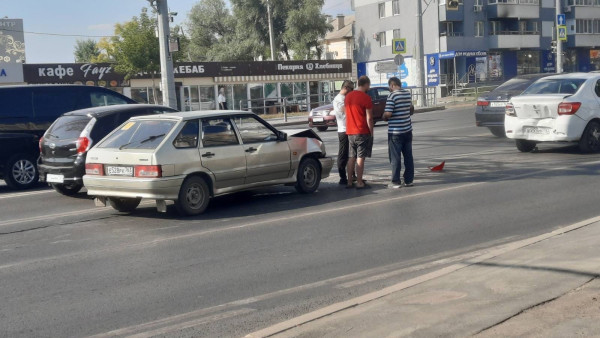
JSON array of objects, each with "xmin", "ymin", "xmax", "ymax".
[
  {"xmin": 0, "ymin": 84, "xmax": 136, "ymax": 189},
  {"xmin": 38, "ymin": 104, "xmax": 178, "ymax": 196},
  {"xmin": 475, "ymin": 74, "xmax": 550, "ymax": 137}
]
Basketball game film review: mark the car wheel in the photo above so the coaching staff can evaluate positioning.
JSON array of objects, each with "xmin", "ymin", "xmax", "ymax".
[
  {"xmin": 489, "ymin": 127, "xmax": 506, "ymax": 138},
  {"xmin": 176, "ymin": 176, "xmax": 210, "ymax": 216},
  {"xmin": 578, "ymin": 121, "xmax": 600, "ymax": 153},
  {"xmin": 4, "ymin": 154, "xmax": 39, "ymax": 190},
  {"xmin": 51, "ymin": 183, "xmax": 83, "ymax": 196},
  {"xmin": 108, "ymin": 197, "xmax": 141, "ymax": 212},
  {"xmin": 317, "ymin": 126, "xmax": 328, "ymax": 132},
  {"xmin": 515, "ymin": 139, "xmax": 536, "ymax": 153},
  {"xmin": 295, "ymin": 157, "xmax": 321, "ymax": 194}
]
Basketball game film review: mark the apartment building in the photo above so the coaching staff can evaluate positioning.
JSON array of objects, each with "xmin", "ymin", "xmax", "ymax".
[{"xmin": 353, "ymin": 0, "xmax": 600, "ymax": 95}]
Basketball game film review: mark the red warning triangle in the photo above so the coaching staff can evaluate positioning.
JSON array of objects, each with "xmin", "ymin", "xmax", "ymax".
[{"xmin": 429, "ymin": 161, "xmax": 445, "ymax": 172}]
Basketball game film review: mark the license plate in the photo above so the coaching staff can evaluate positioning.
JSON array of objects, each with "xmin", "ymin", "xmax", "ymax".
[
  {"xmin": 524, "ymin": 127, "xmax": 551, "ymax": 135},
  {"xmin": 490, "ymin": 101, "xmax": 507, "ymax": 108},
  {"xmin": 312, "ymin": 117, "xmax": 324, "ymax": 123},
  {"xmin": 106, "ymin": 166, "xmax": 134, "ymax": 176},
  {"xmin": 46, "ymin": 174, "xmax": 64, "ymax": 183}
]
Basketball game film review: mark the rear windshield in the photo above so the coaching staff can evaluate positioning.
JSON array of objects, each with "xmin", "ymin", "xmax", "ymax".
[
  {"xmin": 522, "ymin": 79, "xmax": 586, "ymax": 95},
  {"xmin": 46, "ymin": 115, "xmax": 91, "ymax": 140},
  {"xmin": 98, "ymin": 120, "xmax": 176, "ymax": 150},
  {"xmin": 493, "ymin": 78, "xmax": 536, "ymax": 94}
]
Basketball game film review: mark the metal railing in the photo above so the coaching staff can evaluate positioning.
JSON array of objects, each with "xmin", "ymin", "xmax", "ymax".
[
  {"xmin": 240, "ymin": 93, "xmax": 336, "ymax": 122},
  {"xmin": 451, "ymin": 85, "xmax": 498, "ymax": 97}
]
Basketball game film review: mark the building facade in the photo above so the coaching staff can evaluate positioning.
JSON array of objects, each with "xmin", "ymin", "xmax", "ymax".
[{"xmin": 353, "ymin": 0, "xmax": 600, "ymax": 95}]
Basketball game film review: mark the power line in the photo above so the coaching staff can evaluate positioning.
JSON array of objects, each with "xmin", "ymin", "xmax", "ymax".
[{"xmin": 0, "ymin": 28, "xmax": 114, "ymax": 38}]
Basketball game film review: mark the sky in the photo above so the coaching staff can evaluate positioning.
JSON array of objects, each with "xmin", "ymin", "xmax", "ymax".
[{"xmin": 2, "ymin": 0, "xmax": 353, "ymax": 64}]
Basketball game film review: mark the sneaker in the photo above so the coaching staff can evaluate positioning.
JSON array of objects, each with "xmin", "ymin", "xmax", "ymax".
[
  {"xmin": 404, "ymin": 182, "xmax": 414, "ymax": 187},
  {"xmin": 388, "ymin": 181, "xmax": 402, "ymax": 189},
  {"xmin": 339, "ymin": 178, "xmax": 348, "ymax": 185}
]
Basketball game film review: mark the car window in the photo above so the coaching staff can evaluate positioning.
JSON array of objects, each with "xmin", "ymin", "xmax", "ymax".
[
  {"xmin": 90, "ymin": 90, "xmax": 130, "ymax": 107},
  {"xmin": 201, "ymin": 118, "xmax": 239, "ymax": 147},
  {"xmin": 174, "ymin": 120, "xmax": 199, "ymax": 148},
  {"xmin": 522, "ymin": 79, "xmax": 586, "ymax": 95},
  {"xmin": 97, "ymin": 120, "xmax": 176, "ymax": 149},
  {"xmin": 377, "ymin": 88, "xmax": 391, "ymax": 98},
  {"xmin": 46, "ymin": 115, "xmax": 91, "ymax": 140},
  {"xmin": 367, "ymin": 89, "xmax": 377, "ymax": 101},
  {"xmin": 33, "ymin": 88, "xmax": 79, "ymax": 118},
  {"xmin": 596, "ymin": 81, "xmax": 600, "ymax": 97},
  {"xmin": 89, "ymin": 115, "xmax": 119, "ymax": 142},
  {"xmin": 232, "ymin": 115, "xmax": 278, "ymax": 143},
  {"xmin": 493, "ymin": 78, "xmax": 535, "ymax": 94}
]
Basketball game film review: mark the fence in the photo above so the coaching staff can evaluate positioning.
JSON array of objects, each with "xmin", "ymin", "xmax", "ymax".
[{"xmin": 240, "ymin": 93, "xmax": 335, "ymax": 122}]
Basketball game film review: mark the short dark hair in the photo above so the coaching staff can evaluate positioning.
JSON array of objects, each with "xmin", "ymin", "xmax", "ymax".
[
  {"xmin": 341, "ymin": 80, "xmax": 354, "ymax": 90},
  {"xmin": 388, "ymin": 77, "xmax": 401, "ymax": 87},
  {"xmin": 357, "ymin": 76, "xmax": 371, "ymax": 87}
]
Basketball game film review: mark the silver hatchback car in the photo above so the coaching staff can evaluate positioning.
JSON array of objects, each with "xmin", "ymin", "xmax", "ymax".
[{"xmin": 84, "ymin": 111, "xmax": 333, "ymax": 216}]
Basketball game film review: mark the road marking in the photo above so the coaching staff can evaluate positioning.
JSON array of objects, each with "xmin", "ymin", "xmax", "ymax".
[
  {"xmin": 245, "ymin": 214, "xmax": 600, "ymax": 338},
  {"xmin": 0, "ymin": 189, "xmax": 54, "ymax": 200}
]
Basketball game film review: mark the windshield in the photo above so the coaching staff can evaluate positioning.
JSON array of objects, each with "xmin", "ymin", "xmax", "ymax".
[
  {"xmin": 492, "ymin": 78, "xmax": 535, "ymax": 95},
  {"xmin": 522, "ymin": 78, "xmax": 586, "ymax": 95},
  {"xmin": 46, "ymin": 115, "xmax": 91, "ymax": 140},
  {"xmin": 97, "ymin": 120, "xmax": 176, "ymax": 150}
]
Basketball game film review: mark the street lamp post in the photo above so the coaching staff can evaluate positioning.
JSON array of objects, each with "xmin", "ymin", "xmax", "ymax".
[
  {"xmin": 416, "ymin": 0, "xmax": 427, "ymax": 107},
  {"xmin": 154, "ymin": 0, "xmax": 177, "ymax": 109},
  {"xmin": 556, "ymin": 0, "xmax": 563, "ymax": 74},
  {"xmin": 266, "ymin": 0, "xmax": 276, "ymax": 61}
]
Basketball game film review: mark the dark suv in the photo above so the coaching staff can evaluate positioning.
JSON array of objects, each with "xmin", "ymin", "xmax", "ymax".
[
  {"xmin": 0, "ymin": 85, "xmax": 135, "ymax": 189},
  {"xmin": 39, "ymin": 104, "xmax": 177, "ymax": 196},
  {"xmin": 308, "ymin": 87, "xmax": 391, "ymax": 131}
]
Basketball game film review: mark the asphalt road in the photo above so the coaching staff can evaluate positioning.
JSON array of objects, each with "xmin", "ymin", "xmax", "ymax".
[{"xmin": 2, "ymin": 104, "xmax": 600, "ymax": 337}]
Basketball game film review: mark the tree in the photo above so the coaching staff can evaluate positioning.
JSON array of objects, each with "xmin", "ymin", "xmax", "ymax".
[
  {"xmin": 73, "ymin": 39, "xmax": 100, "ymax": 63},
  {"xmin": 283, "ymin": 0, "xmax": 332, "ymax": 60},
  {"xmin": 91, "ymin": 37, "xmax": 116, "ymax": 63},
  {"xmin": 186, "ymin": 0, "xmax": 237, "ymax": 61}
]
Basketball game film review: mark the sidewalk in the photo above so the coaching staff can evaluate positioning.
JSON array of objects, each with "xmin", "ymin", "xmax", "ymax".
[{"xmin": 248, "ymin": 217, "xmax": 600, "ymax": 337}]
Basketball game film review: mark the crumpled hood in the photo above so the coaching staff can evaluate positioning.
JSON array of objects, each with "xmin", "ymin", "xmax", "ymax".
[{"xmin": 280, "ymin": 128, "xmax": 322, "ymax": 142}]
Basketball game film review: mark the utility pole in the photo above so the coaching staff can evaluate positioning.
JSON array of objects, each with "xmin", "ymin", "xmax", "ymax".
[
  {"xmin": 416, "ymin": 0, "xmax": 426, "ymax": 107},
  {"xmin": 266, "ymin": 0, "xmax": 276, "ymax": 61},
  {"xmin": 155, "ymin": 0, "xmax": 177, "ymax": 109},
  {"xmin": 555, "ymin": 0, "xmax": 563, "ymax": 74}
]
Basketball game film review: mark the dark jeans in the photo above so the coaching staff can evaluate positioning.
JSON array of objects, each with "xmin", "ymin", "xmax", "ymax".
[
  {"xmin": 388, "ymin": 131, "xmax": 414, "ymax": 184},
  {"xmin": 337, "ymin": 132, "xmax": 349, "ymax": 180}
]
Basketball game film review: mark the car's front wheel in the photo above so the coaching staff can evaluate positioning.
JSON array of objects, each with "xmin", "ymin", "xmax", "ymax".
[
  {"xmin": 317, "ymin": 126, "xmax": 328, "ymax": 132},
  {"xmin": 51, "ymin": 183, "xmax": 83, "ymax": 196},
  {"xmin": 516, "ymin": 139, "xmax": 536, "ymax": 153},
  {"xmin": 108, "ymin": 197, "xmax": 141, "ymax": 212},
  {"xmin": 4, "ymin": 154, "xmax": 39, "ymax": 190},
  {"xmin": 176, "ymin": 176, "xmax": 210, "ymax": 216},
  {"xmin": 579, "ymin": 121, "xmax": 600, "ymax": 153},
  {"xmin": 295, "ymin": 157, "xmax": 321, "ymax": 194},
  {"xmin": 489, "ymin": 127, "xmax": 506, "ymax": 138}
]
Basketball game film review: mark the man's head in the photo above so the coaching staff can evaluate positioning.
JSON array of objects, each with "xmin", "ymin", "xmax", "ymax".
[
  {"xmin": 357, "ymin": 76, "xmax": 371, "ymax": 92},
  {"xmin": 340, "ymin": 80, "xmax": 354, "ymax": 95},
  {"xmin": 219, "ymin": 88, "xmax": 225, "ymax": 94},
  {"xmin": 388, "ymin": 77, "xmax": 402, "ymax": 91}
]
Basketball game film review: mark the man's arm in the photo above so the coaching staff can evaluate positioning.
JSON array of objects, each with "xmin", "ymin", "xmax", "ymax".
[
  {"xmin": 366, "ymin": 108, "xmax": 374, "ymax": 135},
  {"xmin": 383, "ymin": 94, "xmax": 394, "ymax": 121}
]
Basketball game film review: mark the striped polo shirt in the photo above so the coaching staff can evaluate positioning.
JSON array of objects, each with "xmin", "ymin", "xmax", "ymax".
[{"xmin": 385, "ymin": 89, "xmax": 413, "ymax": 134}]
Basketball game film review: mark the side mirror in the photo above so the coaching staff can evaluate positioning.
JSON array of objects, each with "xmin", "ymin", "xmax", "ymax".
[{"xmin": 278, "ymin": 132, "xmax": 287, "ymax": 141}]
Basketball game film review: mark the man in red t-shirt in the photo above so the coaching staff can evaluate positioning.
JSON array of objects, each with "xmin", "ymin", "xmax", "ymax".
[{"xmin": 344, "ymin": 75, "xmax": 373, "ymax": 189}]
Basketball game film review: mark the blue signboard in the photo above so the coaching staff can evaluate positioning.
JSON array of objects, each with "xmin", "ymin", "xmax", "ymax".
[
  {"xmin": 542, "ymin": 51, "xmax": 556, "ymax": 73},
  {"xmin": 426, "ymin": 54, "xmax": 440, "ymax": 86},
  {"xmin": 557, "ymin": 14, "xmax": 565, "ymax": 26},
  {"xmin": 439, "ymin": 51, "xmax": 456, "ymax": 59}
]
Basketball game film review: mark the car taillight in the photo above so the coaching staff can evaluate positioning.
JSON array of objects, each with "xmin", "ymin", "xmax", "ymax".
[
  {"xmin": 85, "ymin": 163, "xmax": 104, "ymax": 175},
  {"xmin": 135, "ymin": 165, "xmax": 162, "ymax": 178},
  {"xmin": 76, "ymin": 136, "xmax": 91, "ymax": 154},
  {"xmin": 558, "ymin": 102, "xmax": 582, "ymax": 115},
  {"xmin": 505, "ymin": 103, "xmax": 515, "ymax": 116},
  {"xmin": 477, "ymin": 99, "xmax": 489, "ymax": 106}
]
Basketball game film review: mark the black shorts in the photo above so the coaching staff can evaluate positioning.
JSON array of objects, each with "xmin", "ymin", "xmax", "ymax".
[{"xmin": 348, "ymin": 134, "xmax": 372, "ymax": 158}]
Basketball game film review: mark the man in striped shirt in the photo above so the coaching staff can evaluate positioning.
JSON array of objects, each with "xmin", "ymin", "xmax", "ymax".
[{"xmin": 383, "ymin": 77, "xmax": 414, "ymax": 189}]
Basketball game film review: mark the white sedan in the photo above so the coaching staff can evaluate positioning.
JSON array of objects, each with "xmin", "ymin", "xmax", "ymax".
[{"xmin": 505, "ymin": 73, "xmax": 600, "ymax": 152}]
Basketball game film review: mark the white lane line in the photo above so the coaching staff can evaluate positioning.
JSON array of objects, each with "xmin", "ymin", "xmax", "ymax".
[
  {"xmin": 245, "ymin": 214, "xmax": 600, "ymax": 338},
  {"xmin": 0, "ymin": 189, "xmax": 54, "ymax": 200},
  {"xmin": 2, "ymin": 158, "xmax": 598, "ymax": 273}
]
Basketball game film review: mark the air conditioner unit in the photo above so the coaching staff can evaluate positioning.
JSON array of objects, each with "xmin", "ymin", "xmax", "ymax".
[
  {"xmin": 474, "ymin": 5, "xmax": 482, "ymax": 12},
  {"xmin": 564, "ymin": 6, "xmax": 571, "ymax": 12},
  {"xmin": 373, "ymin": 33, "xmax": 380, "ymax": 40}
]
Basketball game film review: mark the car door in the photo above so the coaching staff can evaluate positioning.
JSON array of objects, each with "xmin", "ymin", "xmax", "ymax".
[
  {"xmin": 367, "ymin": 88, "xmax": 383, "ymax": 121},
  {"xmin": 199, "ymin": 117, "xmax": 246, "ymax": 189},
  {"xmin": 231, "ymin": 115, "xmax": 291, "ymax": 184},
  {"xmin": 375, "ymin": 88, "xmax": 391, "ymax": 120}
]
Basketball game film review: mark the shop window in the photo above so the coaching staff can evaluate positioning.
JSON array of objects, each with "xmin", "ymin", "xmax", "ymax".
[{"xmin": 517, "ymin": 51, "xmax": 540, "ymax": 75}]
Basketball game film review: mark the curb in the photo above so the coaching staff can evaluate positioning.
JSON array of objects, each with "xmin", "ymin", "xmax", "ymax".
[{"xmin": 244, "ymin": 215, "xmax": 600, "ymax": 338}]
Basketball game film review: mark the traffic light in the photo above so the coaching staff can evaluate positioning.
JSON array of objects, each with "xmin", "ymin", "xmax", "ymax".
[
  {"xmin": 447, "ymin": 0, "xmax": 459, "ymax": 10},
  {"xmin": 551, "ymin": 40, "xmax": 557, "ymax": 54}
]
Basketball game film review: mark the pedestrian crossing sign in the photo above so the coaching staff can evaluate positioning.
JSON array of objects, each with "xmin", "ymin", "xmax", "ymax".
[
  {"xmin": 558, "ymin": 25, "xmax": 567, "ymax": 42},
  {"xmin": 393, "ymin": 38, "xmax": 407, "ymax": 54}
]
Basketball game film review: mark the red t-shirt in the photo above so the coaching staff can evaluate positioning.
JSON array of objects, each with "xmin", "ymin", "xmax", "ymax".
[{"xmin": 344, "ymin": 90, "xmax": 373, "ymax": 135}]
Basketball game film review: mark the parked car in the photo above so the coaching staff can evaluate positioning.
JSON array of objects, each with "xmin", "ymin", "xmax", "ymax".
[
  {"xmin": 475, "ymin": 74, "xmax": 550, "ymax": 137},
  {"xmin": 308, "ymin": 87, "xmax": 391, "ymax": 131},
  {"xmin": 84, "ymin": 111, "xmax": 334, "ymax": 216},
  {"xmin": 38, "ymin": 104, "xmax": 178, "ymax": 196},
  {"xmin": 505, "ymin": 73, "xmax": 600, "ymax": 152},
  {"xmin": 0, "ymin": 84, "xmax": 135, "ymax": 190}
]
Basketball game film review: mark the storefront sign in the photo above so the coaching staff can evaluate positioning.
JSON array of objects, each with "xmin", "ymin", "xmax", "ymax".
[
  {"xmin": 23, "ymin": 63, "xmax": 126, "ymax": 85},
  {"xmin": 426, "ymin": 54, "xmax": 440, "ymax": 87},
  {"xmin": 439, "ymin": 51, "xmax": 456, "ymax": 59},
  {"xmin": 0, "ymin": 62, "xmax": 24, "ymax": 83},
  {"xmin": 455, "ymin": 51, "xmax": 487, "ymax": 57},
  {"xmin": 542, "ymin": 51, "xmax": 556, "ymax": 73},
  {"xmin": 0, "ymin": 19, "xmax": 26, "ymax": 64}
]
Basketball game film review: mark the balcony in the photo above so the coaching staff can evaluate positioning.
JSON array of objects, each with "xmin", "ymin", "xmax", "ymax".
[
  {"xmin": 568, "ymin": 34, "xmax": 600, "ymax": 47},
  {"xmin": 488, "ymin": 31, "xmax": 540, "ymax": 49},
  {"xmin": 439, "ymin": 3, "xmax": 464, "ymax": 21},
  {"xmin": 487, "ymin": 0, "xmax": 540, "ymax": 19},
  {"xmin": 569, "ymin": 5, "xmax": 600, "ymax": 19},
  {"xmin": 439, "ymin": 33, "xmax": 487, "ymax": 52}
]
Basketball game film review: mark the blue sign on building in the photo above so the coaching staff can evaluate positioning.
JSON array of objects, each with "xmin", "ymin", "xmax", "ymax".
[{"xmin": 426, "ymin": 54, "xmax": 440, "ymax": 86}]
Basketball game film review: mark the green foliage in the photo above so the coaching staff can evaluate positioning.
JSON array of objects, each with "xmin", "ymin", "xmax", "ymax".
[
  {"xmin": 283, "ymin": 0, "xmax": 332, "ymax": 60},
  {"xmin": 73, "ymin": 39, "xmax": 100, "ymax": 63}
]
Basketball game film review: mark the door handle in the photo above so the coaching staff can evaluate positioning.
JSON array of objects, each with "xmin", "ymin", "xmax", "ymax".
[
  {"xmin": 245, "ymin": 147, "xmax": 257, "ymax": 153},
  {"xmin": 201, "ymin": 152, "xmax": 215, "ymax": 158}
]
